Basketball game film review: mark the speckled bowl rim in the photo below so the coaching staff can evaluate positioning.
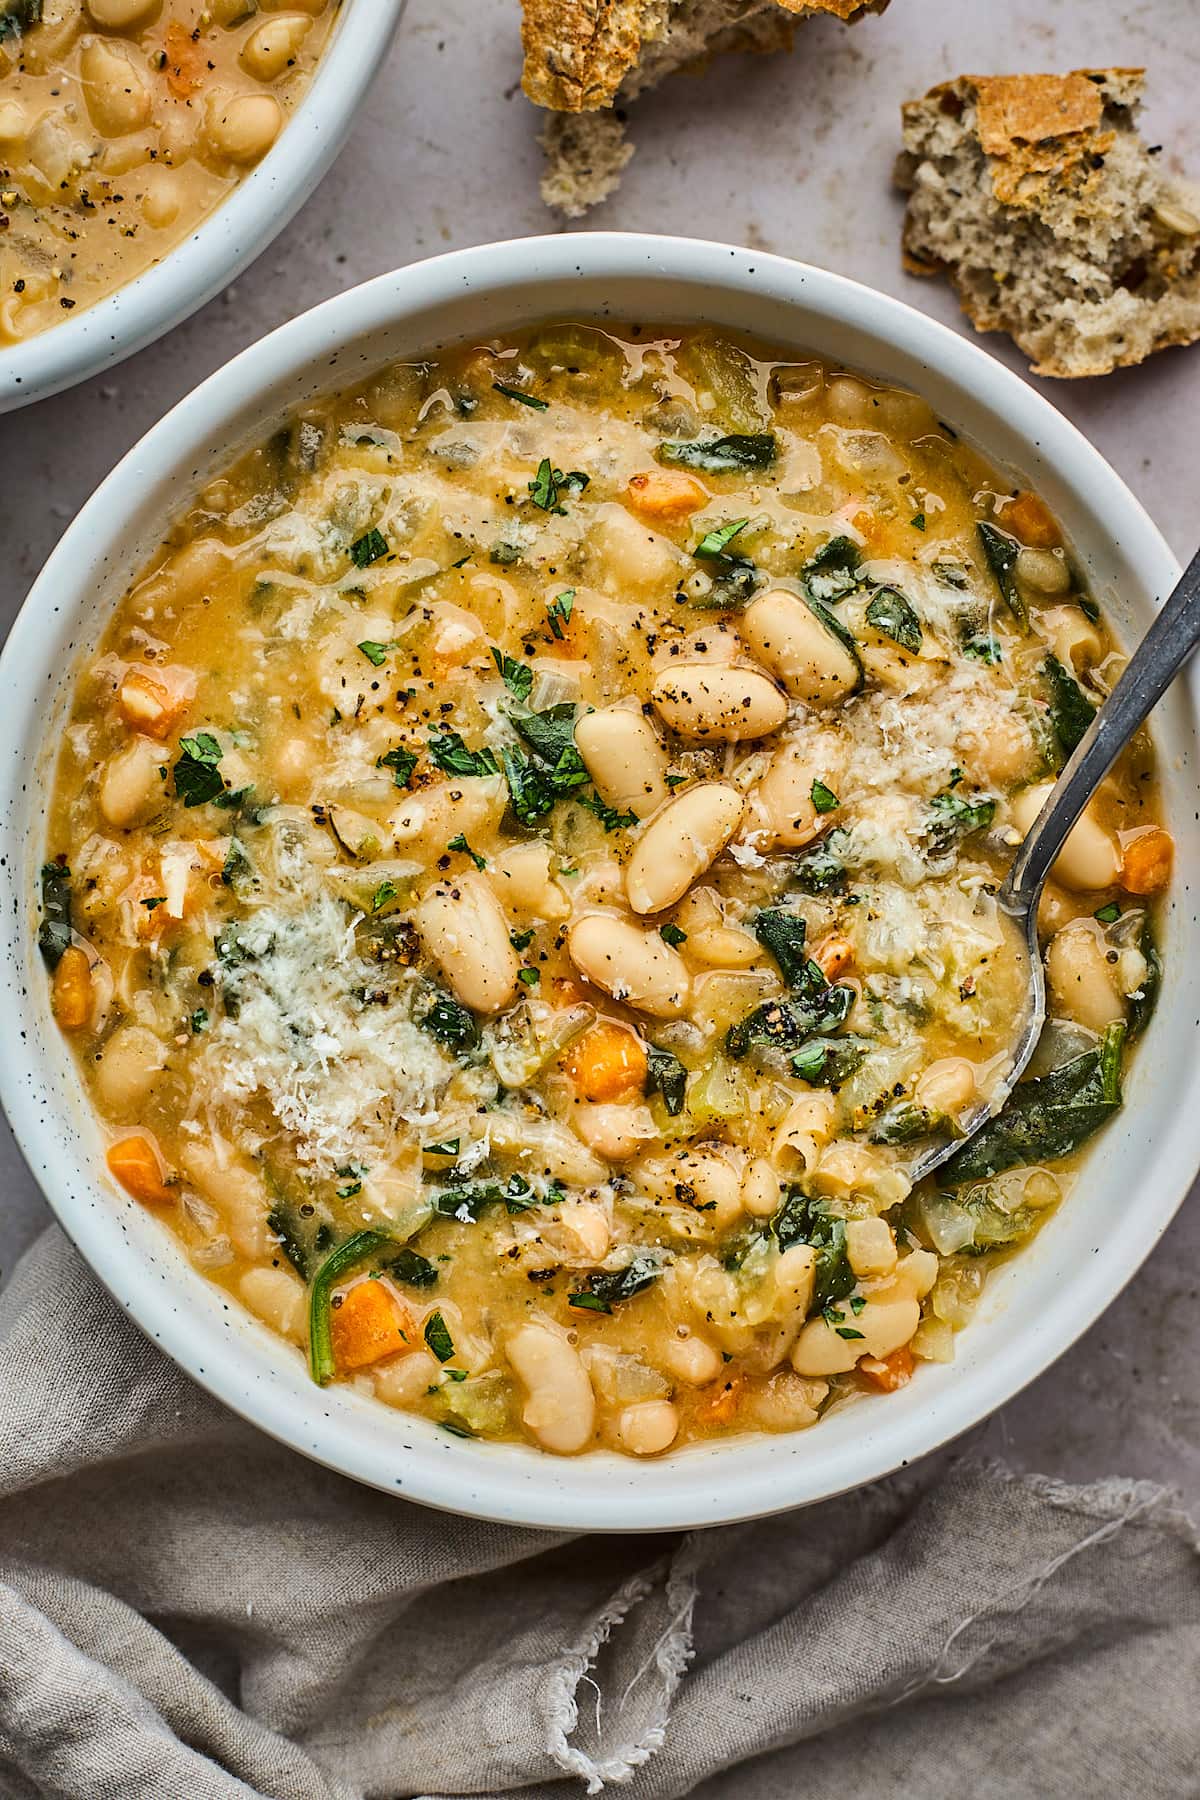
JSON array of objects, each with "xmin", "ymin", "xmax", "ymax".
[
  {"xmin": 1, "ymin": 234, "xmax": 1195, "ymax": 1531},
  {"xmin": 0, "ymin": 0, "xmax": 406, "ymax": 413}
]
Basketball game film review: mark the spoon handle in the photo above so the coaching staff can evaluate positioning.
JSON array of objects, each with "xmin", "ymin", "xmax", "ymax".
[{"xmin": 1001, "ymin": 544, "xmax": 1200, "ymax": 916}]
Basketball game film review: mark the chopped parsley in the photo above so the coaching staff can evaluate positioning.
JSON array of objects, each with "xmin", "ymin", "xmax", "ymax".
[
  {"xmin": 349, "ymin": 527, "xmax": 389, "ymax": 568},
  {"xmin": 694, "ymin": 518, "xmax": 748, "ymax": 560},
  {"xmin": 357, "ymin": 640, "xmax": 389, "ymax": 667},
  {"xmin": 577, "ymin": 791, "xmax": 638, "ymax": 833},
  {"xmin": 1094, "ymin": 902, "xmax": 1121, "ymax": 925},
  {"xmin": 490, "ymin": 646, "xmax": 534, "ymax": 702},
  {"xmin": 428, "ymin": 733, "xmax": 500, "ymax": 779},
  {"xmin": 568, "ymin": 1254, "xmax": 661, "ymax": 1315},
  {"xmin": 447, "ymin": 833, "xmax": 486, "ymax": 870},
  {"xmin": 528, "ymin": 458, "xmax": 589, "ymax": 514},
  {"xmin": 377, "ymin": 746, "xmax": 418, "ymax": 789},
  {"xmin": 659, "ymin": 923, "xmax": 687, "ymax": 947},
  {"xmin": 546, "ymin": 589, "xmax": 575, "ymax": 639},
  {"xmin": 417, "ymin": 989, "xmax": 481, "ymax": 1054},
  {"xmin": 173, "ymin": 732, "xmax": 225, "ymax": 808},
  {"xmin": 385, "ymin": 1247, "xmax": 439, "ymax": 1288},
  {"xmin": 493, "ymin": 380, "xmax": 547, "ymax": 410},
  {"xmin": 810, "ymin": 779, "xmax": 839, "ymax": 814},
  {"xmin": 423, "ymin": 1310, "xmax": 455, "ymax": 1362},
  {"xmin": 370, "ymin": 879, "xmax": 399, "ymax": 913},
  {"xmin": 910, "ymin": 511, "xmax": 927, "ymax": 531},
  {"xmin": 517, "ymin": 967, "xmax": 540, "ymax": 987},
  {"xmin": 510, "ymin": 927, "xmax": 535, "ymax": 951}
]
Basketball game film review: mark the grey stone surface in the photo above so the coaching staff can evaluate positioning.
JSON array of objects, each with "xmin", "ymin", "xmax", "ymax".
[{"xmin": 1, "ymin": 0, "xmax": 1197, "ymax": 1500}]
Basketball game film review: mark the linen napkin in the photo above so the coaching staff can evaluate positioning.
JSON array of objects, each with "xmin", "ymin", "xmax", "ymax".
[{"xmin": 0, "ymin": 1226, "xmax": 1196, "ymax": 1800}]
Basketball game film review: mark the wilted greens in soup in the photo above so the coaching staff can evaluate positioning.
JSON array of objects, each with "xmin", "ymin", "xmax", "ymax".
[
  {"xmin": 42, "ymin": 324, "xmax": 1170, "ymax": 1456},
  {"xmin": 0, "ymin": 0, "xmax": 336, "ymax": 342}
]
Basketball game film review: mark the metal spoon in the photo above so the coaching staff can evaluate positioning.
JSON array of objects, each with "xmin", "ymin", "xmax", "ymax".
[{"xmin": 911, "ymin": 543, "xmax": 1200, "ymax": 1184}]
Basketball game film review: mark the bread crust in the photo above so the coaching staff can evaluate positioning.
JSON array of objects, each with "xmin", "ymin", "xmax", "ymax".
[
  {"xmin": 899, "ymin": 66, "xmax": 1200, "ymax": 378},
  {"xmin": 522, "ymin": 0, "xmax": 884, "ymax": 113}
]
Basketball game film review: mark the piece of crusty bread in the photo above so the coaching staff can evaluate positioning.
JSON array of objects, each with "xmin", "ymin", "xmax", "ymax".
[
  {"xmin": 897, "ymin": 69, "xmax": 1200, "ymax": 378},
  {"xmin": 524, "ymin": 0, "xmax": 889, "ymax": 217}
]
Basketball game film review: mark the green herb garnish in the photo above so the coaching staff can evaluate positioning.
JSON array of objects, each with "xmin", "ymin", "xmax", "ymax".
[
  {"xmin": 865, "ymin": 587, "xmax": 922, "ymax": 655},
  {"xmin": 173, "ymin": 732, "xmax": 225, "ymax": 808},
  {"xmin": 646, "ymin": 1044, "xmax": 688, "ymax": 1116},
  {"xmin": 428, "ymin": 733, "xmax": 500, "ymax": 779},
  {"xmin": 357, "ymin": 640, "xmax": 389, "ymax": 667},
  {"xmin": 447, "ymin": 833, "xmax": 486, "ymax": 870},
  {"xmin": 308, "ymin": 1231, "xmax": 394, "ymax": 1385},
  {"xmin": 978, "ymin": 521, "xmax": 1027, "ymax": 628},
  {"xmin": 490, "ymin": 646, "xmax": 534, "ymax": 702},
  {"xmin": 547, "ymin": 589, "xmax": 575, "ymax": 639},
  {"xmin": 568, "ymin": 1254, "xmax": 661, "ymax": 1315},
  {"xmin": 37, "ymin": 861, "xmax": 73, "ymax": 970},
  {"xmin": 350, "ymin": 527, "xmax": 389, "ymax": 568},
  {"xmin": 658, "ymin": 433, "xmax": 776, "ymax": 474},
  {"xmin": 424, "ymin": 1310, "xmax": 455, "ymax": 1362},
  {"xmin": 378, "ymin": 746, "xmax": 418, "ymax": 789},
  {"xmin": 493, "ymin": 380, "xmax": 547, "ymax": 410},
  {"xmin": 810, "ymin": 779, "xmax": 839, "ymax": 814}
]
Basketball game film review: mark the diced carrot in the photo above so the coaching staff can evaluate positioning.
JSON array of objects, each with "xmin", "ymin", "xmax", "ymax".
[
  {"xmin": 1120, "ymin": 826, "xmax": 1173, "ymax": 896},
  {"xmin": 697, "ymin": 1372, "xmax": 743, "ymax": 1426},
  {"xmin": 851, "ymin": 508, "xmax": 888, "ymax": 552},
  {"xmin": 562, "ymin": 1020, "xmax": 648, "ymax": 1103},
  {"xmin": 51, "ymin": 945, "xmax": 92, "ymax": 1031},
  {"xmin": 330, "ymin": 1278, "xmax": 415, "ymax": 1373},
  {"xmin": 107, "ymin": 1134, "xmax": 174, "ymax": 1207},
  {"xmin": 812, "ymin": 931, "xmax": 854, "ymax": 981},
  {"xmin": 117, "ymin": 664, "xmax": 196, "ymax": 739},
  {"xmin": 998, "ymin": 490, "xmax": 1061, "ymax": 549},
  {"xmin": 859, "ymin": 1347, "xmax": 914, "ymax": 1393},
  {"xmin": 163, "ymin": 21, "xmax": 205, "ymax": 99},
  {"xmin": 625, "ymin": 469, "xmax": 707, "ymax": 521}
]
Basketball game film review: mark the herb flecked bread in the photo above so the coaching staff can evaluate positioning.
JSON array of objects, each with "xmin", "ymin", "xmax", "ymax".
[
  {"xmin": 522, "ymin": 0, "xmax": 891, "ymax": 217},
  {"xmin": 896, "ymin": 69, "xmax": 1200, "ymax": 378}
]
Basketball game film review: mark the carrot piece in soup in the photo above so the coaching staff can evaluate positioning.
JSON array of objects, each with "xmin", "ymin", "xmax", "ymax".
[
  {"xmin": 859, "ymin": 1347, "xmax": 915, "ymax": 1392},
  {"xmin": 330, "ymin": 1278, "xmax": 415, "ymax": 1373},
  {"xmin": 107, "ymin": 1134, "xmax": 174, "ymax": 1207},
  {"xmin": 163, "ymin": 22, "xmax": 205, "ymax": 98},
  {"xmin": 998, "ymin": 490, "xmax": 1062, "ymax": 549},
  {"xmin": 563, "ymin": 1021, "xmax": 648, "ymax": 1103},
  {"xmin": 51, "ymin": 945, "xmax": 93, "ymax": 1030},
  {"xmin": 1120, "ymin": 826, "xmax": 1173, "ymax": 895},
  {"xmin": 625, "ymin": 469, "xmax": 707, "ymax": 520}
]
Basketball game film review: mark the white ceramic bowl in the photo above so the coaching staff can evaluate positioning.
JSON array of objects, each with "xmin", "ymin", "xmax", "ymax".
[
  {"xmin": 0, "ymin": 0, "xmax": 406, "ymax": 414},
  {"xmin": 1, "ymin": 234, "xmax": 1193, "ymax": 1531}
]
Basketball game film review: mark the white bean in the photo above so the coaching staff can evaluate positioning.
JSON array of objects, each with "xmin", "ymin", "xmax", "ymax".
[
  {"xmin": 588, "ymin": 505, "xmax": 679, "ymax": 598},
  {"xmin": 574, "ymin": 705, "xmax": 670, "ymax": 817},
  {"xmin": 85, "ymin": 0, "xmax": 158, "ymax": 24},
  {"xmin": 617, "ymin": 1399, "xmax": 679, "ymax": 1455},
  {"xmin": 1010, "ymin": 783, "xmax": 1120, "ymax": 891},
  {"xmin": 915, "ymin": 1057, "xmax": 977, "ymax": 1118},
  {"xmin": 568, "ymin": 914, "xmax": 690, "ymax": 1018},
  {"xmin": 742, "ymin": 588, "xmax": 860, "ymax": 705},
  {"xmin": 239, "ymin": 1266, "xmax": 306, "ymax": 1343},
  {"xmin": 662, "ymin": 1333, "xmax": 723, "ymax": 1385},
  {"xmin": 1040, "ymin": 603, "xmax": 1103, "ymax": 669},
  {"xmin": 99, "ymin": 737, "xmax": 166, "ymax": 827},
  {"xmin": 94, "ymin": 1024, "xmax": 167, "ymax": 1115},
  {"xmin": 1046, "ymin": 922, "xmax": 1126, "ymax": 1031},
  {"xmin": 625, "ymin": 782, "xmax": 743, "ymax": 915},
  {"xmin": 650, "ymin": 662, "xmax": 787, "ymax": 742},
  {"xmin": 205, "ymin": 93, "xmax": 283, "ymax": 164},
  {"xmin": 1016, "ymin": 546, "xmax": 1072, "ymax": 598},
  {"xmin": 844, "ymin": 1217, "xmax": 897, "ymax": 1278},
  {"xmin": 740, "ymin": 741, "xmax": 824, "ymax": 849},
  {"xmin": 413, "ymin": 873, "xmax": 518, "ymax": 1015},
  {"xmin": 80, "ymin": 37, "xmax": 153, "ymax": 137},
  {"xmin": 791, "ymin": 1292, "xmax": 920, "ymax": 1376},
  {"xmin": 181, "ymin": 1143, "xmax": 270, "ymax": 1261},
  {"xmin": 240, "ymin": 13, "xmax": 313, "ymax": 81},
  {"xmin": 508, "ymin": 1322, "xmax": 595, "ymax": 1454},
  {"xmin": 740, "ymin": 1157, "xmax": 781, "ymax": 1218}
]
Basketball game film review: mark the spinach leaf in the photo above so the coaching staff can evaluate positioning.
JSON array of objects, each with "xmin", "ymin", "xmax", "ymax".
[
  {"xmin": 384, "ymin": 1247, "xmax": 439, "ymax": 1288},
  {"xmin": 925, "ymin": 789, "xmax": 996, "ymax": 857},
  {"xmin": 0, "ymin": 0, "xmax": 41, "ymax": 41},
  {"xmin": 645, "ymin": 1045, "xmax": 688, "ymax": 1116},
  {"xmin": 801, "ymin": 594, "xmax": 863, "ymax": 686},
  {"xmin": 427, "ymin": 732, "xmax": 500, "ymax": 779},
  {"xmin": 507, "ymin": 700, "xmax": 580, "ymax": 769},
  {"xmin": 770, "ymin": 1192, "xmax": 855, "ymax": 1314},
  {"xmin": 690, "ymin": 516, "xmax": 759, "ymax": 610},
  {"xmin": 869, "ymin": 1100, "xmax": 935, "ymax": 1145},
  {"xmin": 1127, "ymin": 920, "xmax": 1161, "ymax": 1040},
  {"xmin": 173, "ymin": 732, "xmax": 226, "ymax": 808},
  {"xmin": 569, "ymin": 1253, "xmax": 661, "ymax": 1315},
  {"xmin": 37, "ymin": 861, "xmax": 73, "ymax": 969},
  {"xmin": 802, "ymin": 535, "xmax": 864, "ymax": 604},
  {"xmin": 942, "ymin": 1022, "xmax": 1125, "ymax": 1184},
  {"xmin": 726, "ymin": 983, "xmax": 854, "ymax": 1060},
  {"xmin": 754, "ymin": 908, "xmax": 808, "ymax": 988},
  {"xmin": 416, "ymin": 988, "xmax": 480, "ymax": 1055},
  {"xmin": 694, "ymin": 518, "xmax": 748, "ymax": 559},
  {"xmin": 658, "ymin": 433, "xmax": 776, "ymax": 474},
  {"xmin": 790, "ymin": 1035, "xmax": 870, "ymax": 1086},
  {"xmin": 433, "ymin": 1174, "xmax": 536, "ymax": 1221},
  {"xmin": 865, "ymin": 587, "xmax": 923, "ymax": 655},
  {"xmin": 1043, "ymin": 654, "xmax": 1096, "ymax": 756},
  {"xmin": 978, "ymin": 522, "xmax": 1027, "ymax": 628},
  {"xmin": 962, "ymin": 631, "xmax": 1003, "ymax": 664},
  {"xmin": 793, "ymin": 831, "xmax": 849, "ymax": 895},
  {"xmin": 267, "ymin": 1201, "xmax": 316, "ymax": 1280}
]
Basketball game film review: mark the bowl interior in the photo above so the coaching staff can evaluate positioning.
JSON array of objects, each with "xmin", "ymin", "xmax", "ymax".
[{"xmin": 2, "ymin": 238, "xmax": 1194, "ymax": 1530}]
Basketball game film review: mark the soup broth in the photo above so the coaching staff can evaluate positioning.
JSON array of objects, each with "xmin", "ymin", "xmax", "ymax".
[{"xmin": 40, "ymin": 323, "xmax": 1169, "ymax": 1456}]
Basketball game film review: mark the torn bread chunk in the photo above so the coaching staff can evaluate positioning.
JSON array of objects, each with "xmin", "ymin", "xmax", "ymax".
[
  {"xmin": 896, "ymin": 68, "xmax": 1200, "ymax": 378},
  {"xmin": 524, "ymin": 0, "xmax": 890, "ymax": 217}
]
